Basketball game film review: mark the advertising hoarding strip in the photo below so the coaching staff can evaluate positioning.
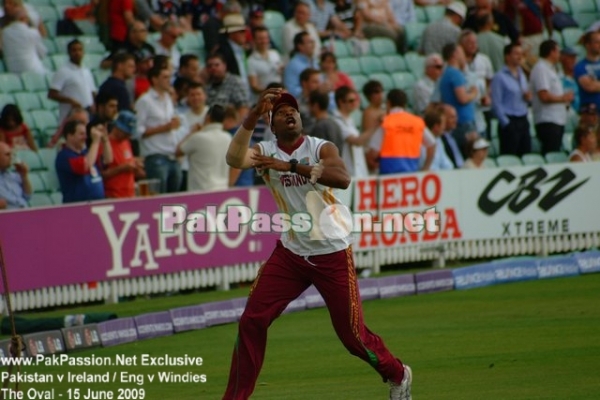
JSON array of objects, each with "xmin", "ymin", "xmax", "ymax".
[{"xmin": 2, "ymin": 251, "xmax": 596, "ymax": 357}]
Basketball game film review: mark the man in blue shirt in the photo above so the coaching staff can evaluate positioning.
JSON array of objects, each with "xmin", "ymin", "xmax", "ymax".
[
  {"xmin": 574, "ymin": 31, "xmax": 600, "ymax": 112},
  {"xmin": 283, "ymin": 31, "xmax": 317, "ymax": 98},
  {"xmin": 0, "ymin": 142, "xmax": 30, "ymax": 209},
  {"xmin": 56, "ymin": 120, "xmax": 113, "ymax": 203},
  {"xmin": 491, "ymin": 43, "xmax": 532, "ymax": 156},
  {"xmin": 439, "ymin": 43, "xmax": 479, "ymax": 155}
]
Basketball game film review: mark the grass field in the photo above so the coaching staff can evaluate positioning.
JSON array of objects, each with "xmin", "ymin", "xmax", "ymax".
[{"xmin": 11, "ymin": 273, "xmax": 600, "ymax": 399}]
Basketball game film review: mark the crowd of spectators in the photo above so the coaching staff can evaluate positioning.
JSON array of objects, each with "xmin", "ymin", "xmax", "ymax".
[{"xmin": 0, "ymin": 0, "xmax": 599, "ymax": 210}]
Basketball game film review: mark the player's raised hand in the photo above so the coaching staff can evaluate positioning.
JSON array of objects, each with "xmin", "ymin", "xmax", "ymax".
[
  {"xmin": 310, "ymin": 160, "xmax": 324, "ymax": 184},
  {"xmin": 253, "ymin": 88, "xmax": 283, "ymax": 117}
]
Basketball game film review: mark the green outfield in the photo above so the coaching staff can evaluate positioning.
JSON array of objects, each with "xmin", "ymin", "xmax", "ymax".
[{"xmin": 10, "ymin": 273, "xmax": 600, "ymax": 399}]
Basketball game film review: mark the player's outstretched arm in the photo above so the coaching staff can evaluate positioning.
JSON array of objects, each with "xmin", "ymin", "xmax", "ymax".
[{"xmin": 226, "ymin": 88, "xmax": 282, "ymax": 169}]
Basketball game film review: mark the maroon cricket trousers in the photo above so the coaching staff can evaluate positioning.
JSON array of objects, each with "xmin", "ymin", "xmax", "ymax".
[{"xmin": 222, "ymin": 241, "xmax": 405, "ymax": 399}]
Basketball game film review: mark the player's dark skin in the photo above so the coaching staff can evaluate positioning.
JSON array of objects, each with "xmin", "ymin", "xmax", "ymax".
[{"xmin": 249, "ymin": 90, "xmax": 350, "ymax": 190}]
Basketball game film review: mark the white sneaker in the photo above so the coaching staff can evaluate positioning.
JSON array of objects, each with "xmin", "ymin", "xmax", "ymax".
[{"xmin": 389, "ymin": 365, "xmax": 412, "ymax": 400}]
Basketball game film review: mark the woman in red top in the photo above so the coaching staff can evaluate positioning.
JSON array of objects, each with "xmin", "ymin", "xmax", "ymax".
[
  {"xmin": 0, "ymin": 104, "xmax": 37, "ymax": 151},
  {"xmin": 320, "ymin": 51, "xmax": 355, "ymax": 92}
]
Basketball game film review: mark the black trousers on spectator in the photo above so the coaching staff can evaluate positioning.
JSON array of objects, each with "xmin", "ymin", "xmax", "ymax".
[
  {"xmin": 535, "ymin": 122, "xmax": 564, "ymax": 155},
  {"xmin": 499, "ymin": 115, "xmax": 531, "ymax": 157}
]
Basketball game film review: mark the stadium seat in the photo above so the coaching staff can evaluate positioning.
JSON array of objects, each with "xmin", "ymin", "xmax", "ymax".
[
  {"xmin": 369, "ymin": 37, "xmax": 397, "ymax": 56},
  {"xmin": 572, "ymin": 13, "xmax": 598, "ymax": 30},
  {"xmin": 82, "ymin": 54, "xmax": 104, "ymax": 70},
  {"xmin": 483, "ymin": 157, "xmax": 497, "ymax": 168},
  {"xmin": 42, "ymin": 57, "xmax": 54, "ymax": 72},
  {"xmin": 0, "ymin": 73, "xmax": 24, "ymax": 93},
  {"xmin": 21, "ymin": 71, "xmax": 49, "ymax": 92},
  {"xmin": 359, "ymin": 56, "xmax": 385, "ymax": 74},
  {"xmin": 53, "ymin": 0, "xmax": 79, "ymax": 7},
  {"xmin": 93, "ymin": 69, "xmax": 111, "ymax": 86},
  {"xmin": 349, "ymin": 74, "xmax": 369, "ymax": 92},
  {"xmin": 178, "ymin": 32, "xmax": 203, "ymax": 53},
  {"xmin": 415, "ymin": 6, "xmax": 427, "ymax": 23},
  {"xmin": 521, "ymin": 153, "xmax": 546, "ymax": 166},
  {"xmin": 37, "ymin": 5, "xmax": 60, "ymax": 22},
  {"xmin": 562, "ymin": 132, "xmax": 574, "ymax": 152},
  {"xmin": 0, "ymin": 93, "xmax": 14, "ymax": 109},
  {"xmin": 51, "ymin": 54, "xmax": 69, "ymax": 70},
  {"xmin": 83, "ymin": 39, "xmax": 108, "ymax": 55},
  {"xmin": 568, "ymin": 0, "xmax": 597, "ymax": 13},
  {"xmin": 263, "ymin": 10, "xmax": 286, "ymax": 29},
  {"xmin": 490, "ymin": 137, "xmax": 501, "ymax": 157},
  {"xmin": 324, "ymin": 40, "xmax": 350, "ymax": 58},
  {"xmin": 23, "ymin": 112, "xmax": 35, "ymax": 131},
  {"xmin": 38, "ymin": 148, "xmax": 57, "ymax": 171},
  {"xmin": 28, "ymin": 193, "xmax": 53, "ymax": 207},
  {"xmin": 553, "ymin": 0, "xmax": 571, "ymax": 13},
  {"xmin": 15, "ymin": 149, "xmax": 44, "ymax": 171},
  {"xmin": 545, "ymin": 151, "xmax": 569, "ymax": 163},
  {"xmin": 337, "ymin": 57, "xmax": 362, "ymax": 75},
  {"xmin": 404, "ymin": 52, "xmax": 426, "ymax": 77},
  {"xmin": 74, "ymin": 20, "xmax": 99, "ymax": 36},
  {"xmin": 38, "ymin": 92, "xmax": 58, "ymax": 111},
  {"xmin": 496, "ymin": 154, "xmax": 523, "ymax": 167},
  {"xmin": 381, "ymin": 54, "xmax": 407, "ymax": 73},
  {"xmin": 530, "ymin": 136, "xmax": 542, "ymax": 153},
  {"xmin": 404, "ymin": 22, "xmax": 427, "ymax": 51},
  {"xmin": 31, "ymin": 110, "xmax": 59, "ymax": 132},
  {"xmin": 369, "ymin": 73, "xmax": 394, "ymax": 91},
  {"xmin": 424, "ymin": 5, "xmax": 446, "ymax": 22},
  {"xmin": 42, "ymin": 38, "xmax": 57, "ymax": 55},
  {"xmin": 53, "ymin": 36, "xmax": 77, "ymax": 53},
  {"xmin": 14, "ymin": 92, "xmax": 42, "ymax": 112},
  {"xmin": 43, "ymin": 170, "xmax": 60, "ymax": 192},
  {"xmin": 50, "ymin": 191, "xmax": 62, "ymax": 205},
  {"xmin": 269, "ymin": 28, "xmax": 284, "ymax": 53},
  {"xmin": 391, "ymin": 72, "xmax": 415, "ymax": 90},
  {"xmin": 28, "ymin": 172, "xmax": 47, "ymax": 193},
  {"xmin": 561, "ymin": 27, "xmax": 584, "ymax": 48}
]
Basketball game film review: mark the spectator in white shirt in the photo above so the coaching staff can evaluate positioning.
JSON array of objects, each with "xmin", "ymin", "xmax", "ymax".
[
  {"xmin": 247, "ymin": 27, "xmax": 283, "ymax": 104},
  {"xmin": 282, "ymin": 2, "xmax": 321, "ymax": 60},
  {"xmin": 413, "ymin": 53, "xmax": 444, "ymax": 115},
  {"xmin": 48, "ymin": 39, "xmax": 97, "ymax": 124},
  {"xmin": 530, "ymin": 39, "xmax": 575, "ymax": 155},
  {"xmin": 1, "ymin": 7, "xmax": 46, "ymax": 74},
  {"xmin": 0, "ymin": 0, "xmax": 46, "ymax": 37},
  {"xmin": 176, "ymin": 104, "xmax": 232, "ymax": 191},
  {"xmin": 135, "ymin": 65, "xmax": 182, "ymax": 193},
  {"xmin": 154, "ymin": 21, "xmax": 182, "ymax": 73}
]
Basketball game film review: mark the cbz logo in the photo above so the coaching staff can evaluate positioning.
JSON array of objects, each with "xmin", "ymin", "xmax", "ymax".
[{"xmin": 478, "ymin": 168, "xmax": 589, "ymax": 215}]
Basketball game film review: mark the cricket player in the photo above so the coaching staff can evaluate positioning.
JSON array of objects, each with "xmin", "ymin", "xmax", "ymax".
[{"xmin": 223, "ymin": 88, "xmax": 412, "ymax": 400}]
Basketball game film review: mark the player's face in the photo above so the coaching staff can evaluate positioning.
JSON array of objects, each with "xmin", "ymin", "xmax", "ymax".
[{"xmin": 272, "ymin": 105, "xmax": 303, "ymax": 137}]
